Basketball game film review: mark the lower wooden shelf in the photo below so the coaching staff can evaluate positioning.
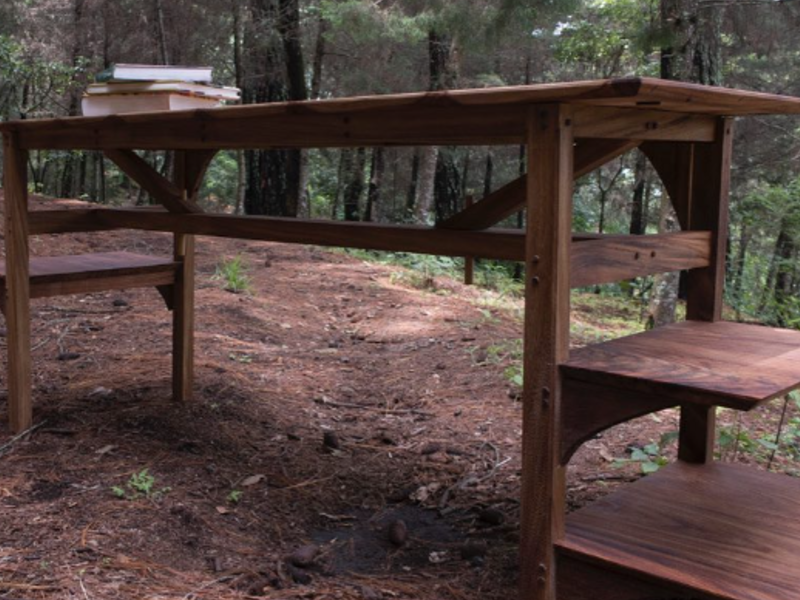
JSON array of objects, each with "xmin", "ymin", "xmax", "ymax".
[
  {"xmin": 557, "ymin": 461, "xmax": 800, "ymax": 600},
  {"xmin": 0, "ymin": 251, "xmax": 178, "ymax": 302}
]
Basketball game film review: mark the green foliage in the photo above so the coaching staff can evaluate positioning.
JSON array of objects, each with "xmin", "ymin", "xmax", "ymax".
[
  {"xmin": 614, "ymin": 431, "xmax": 677, "ymax": 474},
  {"xmin": 227, "ymin": 489, "xmax": 243, "ymax": 504},
  {"xmin": 112, "ymin": 469, "xmax": 171, "ymax": 501},
  {"xmin": 213, "ymin": 255, "xmax": 252, "ymax": 294}
]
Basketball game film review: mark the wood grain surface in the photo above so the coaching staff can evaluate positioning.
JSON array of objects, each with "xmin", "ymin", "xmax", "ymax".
[
  {"xmin": 561, "ymin": 320, "xmax": 800, "ymax": 409},
  {"xmin": 4, "ymin": 77, "xmax": 800, "ymax": 150},
  {"xmin": 559, "ymin": 462, "xmax": 800, "ymax": 600}
]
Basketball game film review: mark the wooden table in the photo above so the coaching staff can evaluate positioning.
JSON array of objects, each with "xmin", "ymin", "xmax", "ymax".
[{"xmin": 3, "ymin": 77, "xmax": 800, "ymax": 600}]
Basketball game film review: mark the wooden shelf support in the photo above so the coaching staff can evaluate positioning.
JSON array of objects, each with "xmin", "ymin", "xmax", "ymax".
[
  {"xmin": 2, "ymin": 132, "xmax": 32, "ymax": 433},
  {"xmin": 520, "ymin": 104, "xmax": 574, "ymax": 600}
]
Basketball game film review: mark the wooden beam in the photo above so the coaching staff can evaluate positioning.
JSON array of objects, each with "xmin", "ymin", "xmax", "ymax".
[
  {"xmin": 520, "ymin": 104, "xmax": 574, "ymax": 600},
  {"xmin": 2, "ymin": 132, "xmax": 32, "ymax": 433},
  {"xmin": 677, "ymin": 118, "xmax": 733, "ymax": 464},
  {"xmin": 640, "ymin": 141, "xmax": 694, "ymax": 229},
  {"xmin": 13, "ymin": 102, "xmax": 716, "ymax": 151},
  {"xmin": 170, "ymin": 150, "xmax": 208, "ymax": 404},
  {"xmin": 570, "ymin": 231, "xmax": 711, "ymax": 288},
  {"xmin": 80, "ymin": 209, "xmax": 528, "ymax": 261},
  {"xmin": 104, "ymin": 149, "xmax": 201, "ymax": 213},
  {"xmin": 686, "ymin": 118, "xmax": 733, "ymax": 322},
  {"xmin": 572, "ymin": 106, "xmax": 716, "ymax": 142},
  {"xmin": 440, "ymin": 139, "xmax": 640, "ymax": 230}
]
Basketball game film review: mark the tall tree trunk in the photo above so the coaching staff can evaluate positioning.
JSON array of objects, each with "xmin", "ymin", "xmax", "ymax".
[
  {"xmin": 483, "ymin": 150, "xmax": 494, "ymax": 199},
  {"xmin": 652, "ymin": 0, "xmax": 725, "ymax": 324},
  {"xmin": 154, "ymin": 0, "xmax": 170, "ymax": 65},
  {"xmin": 429, "ymin": 30, "xmax": 460, "ymax": 224},
  {"xmin": 310, "ymin": 10, "xmax": 327, "ymax": 99},
  {"xmin": 415, "ymin": 146, "xmax": 438, "ymax": 223},
  {"xmin": 364, "ymin": 147, "xmax": 384, "ymax": 222},
  {"xmin": 244, "ymin": 0, "xmax": 306, "ymax": 217},
  {"xmin": 343, "ymin": 148, "xmax": 366, "ymax": 221},
  {"xmin": 630, "ymin": 151, "xmax": 649, "ymax": 235},
  {"xmin": 233, "ymin": 0, "xmax": 246, "ymax": 215},
  {"xmin": 406, "ymin": 151, "xmax": 420, "ymax": 217}
]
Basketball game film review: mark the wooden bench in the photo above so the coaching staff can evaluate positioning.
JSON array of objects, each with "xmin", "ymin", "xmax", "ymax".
[{"xmin": 0, "ymin": 251, "xmax": 179, "ymax": 308}]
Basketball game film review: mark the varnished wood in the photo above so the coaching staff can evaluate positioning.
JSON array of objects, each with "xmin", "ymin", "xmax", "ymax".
[
  {"xmin": 104, "ymin": 149, "xmax": 201, "ymax": 213},
  {"xmin": 559, "ymin": 462, "xmax": 800, "ymax": 600},
  {"xmin": 560, "ymin": 378, "xmax": 678, "ymax": 465},
  {"xmin": 572, "ymin": 106, "xmax": 715, "ymax": 141},
  {"xmin": 570, "ymin": 231, "xmax": 711, "ymax": 288},
  {"xmin": 439, "ymin": 139, "xmax": 639, "ymax": 231},
  {"xmin": 678, "ymin": 404, "xmax": 716, "ymax": 464},
  {"xmin": 89, "ymin": 209, "xmax": 531, "ymax": 262},
  {"xmin": 0, "ymin": 252, "xmax": 178, "ymax": 302},
  {"xmin": 686, "ymin": 118, "xmax": 733, "ymax": 322},
  {"xmin": 521, "ymin": 104, "xmax": 574, "ymax": 600},
  {"xmin": 557, "ymin": 555, "xmax": 695, "ymax": 600},
  {"xmin": 5, "ymin": 78, "xmax": 800, "ymax": 150},
  {"xmin": 170, "ymin": 150, "xmax": 207, "ymax": 403},
  {"xmin": 562, "ymin": 320, "xmax": 800, "ymax": 411},
  {"xmin": 640, "ymin": 141, "xmax": 694, "ymax": 230},
  {"xmin": 2, "ymin": 132, "xmax": 32, "ymax": 433}
]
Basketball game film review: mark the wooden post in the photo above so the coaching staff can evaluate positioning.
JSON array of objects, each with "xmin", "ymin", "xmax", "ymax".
[
  {"xmin": 520, "ymin": 104, "xmax": 574, "ymax": 600},
  {"xmin": 464, "ymin": 195, "xmax": 474, "ymax": 285},
  {"xmin": 678, "ymin": 118, "xmax": 733, "ymax": 464},
  {"xmin": 171, "ymin": 152, "xmax": 196, "ymax": 402},
  {"xmin": 2, "ymin": 132, "xmax": 32, "ymax": 432}
]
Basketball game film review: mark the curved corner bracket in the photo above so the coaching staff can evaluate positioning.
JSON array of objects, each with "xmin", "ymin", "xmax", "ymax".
[{"xmin": 560, "ymin": 377, "xmax": 678, "ymax": 466}]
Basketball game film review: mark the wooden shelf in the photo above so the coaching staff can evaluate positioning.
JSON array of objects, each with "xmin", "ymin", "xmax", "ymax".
[
  {"xmin": 0, "ymin": 251, "xmax": 178, "ymax": 301},
  {"xmin": 558, "ymin": 462, "xmax": 800, "ymax": 600},
  {"xmin": 561, "ymin": 320, "xmax": 800, "ymax": 410}
]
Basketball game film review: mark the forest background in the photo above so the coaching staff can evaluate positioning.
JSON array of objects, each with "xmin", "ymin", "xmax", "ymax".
[{"xmin": 1, "ymin": 0, "xmax": 799, "ymax": 328}]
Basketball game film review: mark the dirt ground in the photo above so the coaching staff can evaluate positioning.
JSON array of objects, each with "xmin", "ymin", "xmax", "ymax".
[{"xmin": 0, "ymin": 194, "xmax": 791, "ymax": 600}]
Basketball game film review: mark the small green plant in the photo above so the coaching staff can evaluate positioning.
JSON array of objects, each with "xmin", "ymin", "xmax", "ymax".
[
  {"xmin": 227, "ymin": 489, "xmax": 243, "ymax": 504},
  {"xmin": 213, "ymin": 255, "xmax": 251, "ymax": 294},
  {"xmin": 614, "ymin": 431, "xmax": 678, "ymax": 474},
  {"xmin": 112, "ymin": 469, "xmax": 171, "ymax": 500}
]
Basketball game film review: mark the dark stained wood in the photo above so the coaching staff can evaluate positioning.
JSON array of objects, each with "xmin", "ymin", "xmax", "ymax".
[
  {"xmin": 678, "ymin": 404, "xmax": 716, "ymax": 463},
  {"xmin": 28, "ymin": 209, "xmax": 109, "ymax": 234},
  {"xmin": 88, "ymin": 209, "xmax": 530, "ymax": 261},
  {"xmin": 104, "ymin": 149, "xmax": 201, "ymax": 213},
  {"xmin": 570, "ymin": 231, "xmax": 711, "ymax": 288},
  {"xmin": 439, "ymin": 139, "xmax": 639, "ymax": 231},
  {"xmin": 521, "ymin": 104, "xmax": 574, "ymax": 600},
  {"xmin": 2, "ymin": 132, "xmax": 32, "ymax": 433},
  {"xmin": 562, "ymin": 320, "xmax": 800, "ymax": 410},
  {"xmin": 170, "ymin": 150, "xmax": 207, "ymax": 403},
  {"xmin": 557, "ymin": 555, "xmax": 696, "ymax": 600},
  {"xmin": 5, "ymin": 78, "xmax": 800, "ymax": 151},
  {"xmin": 640, "ymin": 141, "xmax": 694, "ymax": 229},
  {"xmin": 560, "ymin": 378, "xmax": 678, "ymax": 465},
  {"xmin": 0, "ymin": 252, "xmax": 178, "ymax": 301},
  {"xmin": 686, "ymin": 118, "xmax": 734, "ymax": 322},
  {"xmin": 559, "ymin": 461, "xmax": 800, "ymax": 600},
  {"xmin": 572, "ymin": 106, "xmax": 715, "ymax": 141}
]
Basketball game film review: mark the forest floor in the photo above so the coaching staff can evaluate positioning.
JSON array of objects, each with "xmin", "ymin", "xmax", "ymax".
[{"xmin": 0, "ymin": 193, "xmax": 796, "ymax": 600}]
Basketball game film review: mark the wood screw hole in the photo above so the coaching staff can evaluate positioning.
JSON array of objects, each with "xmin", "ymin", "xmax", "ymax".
[
  {"xmin": 651, "ymin": 251, "xmax": 657, "ymax": 258},
  {"xmin": 634, "ymin": 252, "xmax": 641, "ymax": 260},
  {"xmin": 531, "ymin": 276, "xmax": 540, "ymax": 286}
]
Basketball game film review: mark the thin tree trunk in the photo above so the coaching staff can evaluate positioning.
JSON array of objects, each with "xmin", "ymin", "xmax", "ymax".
[
  {"xmin": 364, "ymin": 147, "xmax": 384, "ymax": 222},
  {"xmin": 415, "ymin": 146, "xmax": 438, "ymax": 223}
]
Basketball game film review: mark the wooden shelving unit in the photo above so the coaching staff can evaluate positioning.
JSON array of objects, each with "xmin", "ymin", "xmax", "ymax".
[{"xmin": 3, "ymin": 77, "xmax": 800, "ymax": 599}]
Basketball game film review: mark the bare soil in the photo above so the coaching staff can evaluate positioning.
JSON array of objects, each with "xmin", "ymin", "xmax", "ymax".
[{"xmin": 0, "ymin": 194, "xmax": 793, "ymax": 599}]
